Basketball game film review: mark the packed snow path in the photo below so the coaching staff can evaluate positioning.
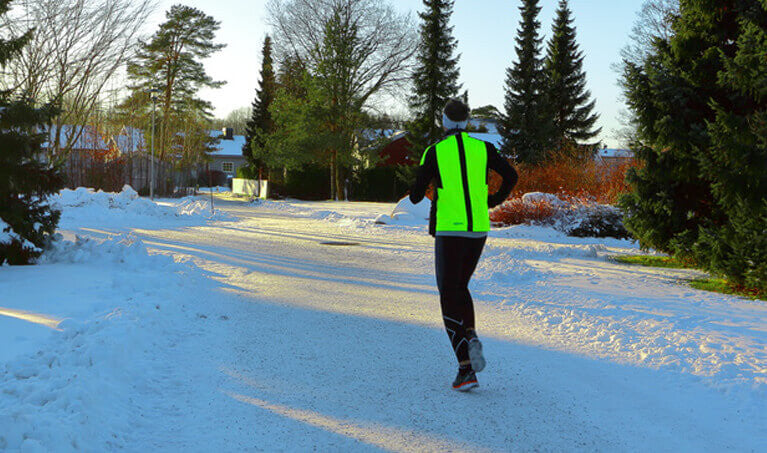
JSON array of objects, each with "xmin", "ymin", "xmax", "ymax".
[{"xmin": 3, "ymin": 196, "xmax": 765, "ymax": 451}]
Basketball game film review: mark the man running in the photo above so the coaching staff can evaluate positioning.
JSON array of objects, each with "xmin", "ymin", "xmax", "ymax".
[{"xmin": 410, "ymin": 99, "xmax": 517, "ymax": 391}]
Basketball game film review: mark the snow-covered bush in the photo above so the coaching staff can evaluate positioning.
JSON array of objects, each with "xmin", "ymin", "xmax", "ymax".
[
  {"xmin": 491, "ymin": 193, "xmax": 630, "ymax": 239},
  {"xmin": 557, "ymin": 203, "xmax": 631, "ymax": 239}
]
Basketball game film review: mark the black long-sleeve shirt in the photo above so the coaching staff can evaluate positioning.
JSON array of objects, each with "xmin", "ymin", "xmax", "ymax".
[{"xmin": 409, "ymin": 130, "xmax": 518, "ymax": 236}]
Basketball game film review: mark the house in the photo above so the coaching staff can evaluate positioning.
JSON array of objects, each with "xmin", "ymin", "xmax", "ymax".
[
  {"xmin": 468, "ymin": 117, "xmax": 500, "ymax": 134},
  {"xmin": 42, "ymin": 125, "xmax": 112, "ymax": 156},
  {"xmin": 208, "ymin": 128, "xmax": 248, "ymax": 181},
  {"xmin": 109, "ymin": 126, "xmax": 146, "ymax": 155},
  {"xmin": 377, "ymin": 131, "xmax": 415, "ymax": 166},
  {"xmin": 596, "ymin": 148, "xmax": 635, "ymax": 166}
]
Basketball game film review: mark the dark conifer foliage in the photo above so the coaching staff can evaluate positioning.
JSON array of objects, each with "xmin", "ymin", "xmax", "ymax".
[
  {"xmin": 0, "ymin": 0, "xmax": 63, "ymax": 264},
  {"xmin": 407, "ymin": 0, "xmax": 462, "ymax": 152},
  {"xmin": 544, "ymin": 0, "xmax": 600, "ymax": 147},
  {"xmin": 500, "ymin": 0, "xmax": 553, "ymax": 163},
  {"xmin": 620, "ymin": 0, "xmax": 767, "ymax": 291},
  {"xmin": 244, "ymin": 35, "xmax": 276, "ymax": 176}
]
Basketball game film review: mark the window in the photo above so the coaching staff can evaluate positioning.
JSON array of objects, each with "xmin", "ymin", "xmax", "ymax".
[{"xmin": 222, "ymin": 162, "xmax": 234, "ymax": 173}]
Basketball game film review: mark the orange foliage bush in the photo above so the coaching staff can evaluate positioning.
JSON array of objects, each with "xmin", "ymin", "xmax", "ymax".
[
  {"xmin": 489, "ymin": 153, "xmax": 636, "ymax": 205},
  {"xmin": 489, "ymin": 198, "xmax": 557, "ymax": 225}
]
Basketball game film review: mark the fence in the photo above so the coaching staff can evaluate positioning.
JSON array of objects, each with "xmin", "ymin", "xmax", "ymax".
[{"xmin": 62, "ymin": 150, "xmax": 200, "ymax": 196}]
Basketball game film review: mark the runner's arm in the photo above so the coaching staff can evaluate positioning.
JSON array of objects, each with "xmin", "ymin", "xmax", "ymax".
[
  {"xmin": 409, "ymin": 146, "xmax": 437, "ymax": 204},
  {"xmin": 487, "ymin": 143, "xmax": 518, "ymax": 208}
]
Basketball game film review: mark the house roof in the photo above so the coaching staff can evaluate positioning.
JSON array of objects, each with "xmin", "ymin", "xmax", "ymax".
[
  {"xmin": 598, "ymin": 148, "xmax": 634, "ymax": 158},
  {"xmin": 42, "ymin": 125, "xmax": 110, "ymax": 150},
  {"xmin": 468, "ymin": 118, "xmax": 499, "ymax": 134},
  {"xmin": 209, "ymin": 130, "xmax": 247, "ymax": 156}
]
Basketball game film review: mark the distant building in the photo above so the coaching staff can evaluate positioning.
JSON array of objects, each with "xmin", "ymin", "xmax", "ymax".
[
  {"xmin": 377, "ymin": 130, "xmax": 505, "ymax": 167},
  {"xmin": 468, "ymin": 117, "xmax": 500, "ymax": 134},
  {"xmin": 208, "ymin": 128, "xmax": 247, "ymax": 180},
  {"xmin": 377, "ymin": 131, "xmax": 415, "ymax": 167},
  {"xmin": 596, "ymin": 148, "xmax": 635, "ymax": 166}
]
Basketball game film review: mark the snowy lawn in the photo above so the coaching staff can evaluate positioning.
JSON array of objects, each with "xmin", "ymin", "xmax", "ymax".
[{"xmin": 0, "ymin": 191, "xmax": 765, "ymax": 451}]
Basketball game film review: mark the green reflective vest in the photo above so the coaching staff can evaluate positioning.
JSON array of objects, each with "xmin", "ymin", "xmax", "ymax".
[{"xmin": 421, "ymin": 132, "xmax": 490, "ymax": 233}]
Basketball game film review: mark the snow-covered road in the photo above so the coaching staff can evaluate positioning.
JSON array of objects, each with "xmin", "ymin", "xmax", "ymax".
[{"xmin": 2, "ymin": 194, "xmax": 765, "ymax": 451}]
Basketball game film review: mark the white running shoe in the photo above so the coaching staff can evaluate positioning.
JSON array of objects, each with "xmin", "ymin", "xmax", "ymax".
[{"xmin": 468, "ymin": 336, "xmax": 486, "ymax": 372}]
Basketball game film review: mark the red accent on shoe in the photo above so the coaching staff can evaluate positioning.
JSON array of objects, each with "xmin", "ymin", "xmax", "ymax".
[{"xmin": 452, "ymin": 379, "xmax": 478, "ymax": 389}]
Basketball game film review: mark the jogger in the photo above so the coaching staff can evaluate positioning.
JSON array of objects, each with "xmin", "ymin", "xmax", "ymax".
[{"xmin": 409, "ymin": 98, "xmax": 518, "ymax": 391}]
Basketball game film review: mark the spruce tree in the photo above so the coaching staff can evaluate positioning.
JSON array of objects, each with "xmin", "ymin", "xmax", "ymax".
[
  {"xmin": 407, "ymin": 0, "xmax": 462, "ymax": 154},
  {"xmin": 0, "ymin": 0, "xmax": 63, "ymax": 264},
  {"xmin": 544, "ymin": 0, "xmax": 600, "ymax": 150},
  {"xmin": 694, "ymin": 1, "xmax": 767, "ymax": 291},
  {"xmin": 501, "ymin": 0, "xmax": 553, "ymax": 163},
  {"xmin": 244, "ymin": 35, "xmax": 276, "ymax": 178},
  {"xmin": 620, "ymin": 0, "xmax": 766, "ymax": 291}
]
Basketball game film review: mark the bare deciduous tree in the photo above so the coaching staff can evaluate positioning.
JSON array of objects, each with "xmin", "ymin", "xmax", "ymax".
[
  {"xmin": 620, "ymin": 0, "xmax": 679, "ymax": 66},
  {"xmin": 267, "ymin": 0, "xmax": 417, "ymax": 198},
  {"xmin": 612, "ymin": 0, "xmax": 679, "ymax": 147},
  {"xmin": 0, "ymin": 0, "xmax": 154, "ymax": 160},
  {"xmin": 268, "ymin": 0, "xmax": 417, "ymax": 113},
  {"xmin": 212, "ymin": 107, "xmax": 251, "ymax": 135}
]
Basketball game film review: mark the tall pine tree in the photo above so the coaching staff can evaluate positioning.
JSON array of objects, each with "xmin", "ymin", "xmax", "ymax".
[
  {"xmin": 123, "ymin": 5, "xmax": 225, "ymax": 162},
  {"xmin": 543, "ymin": 0, "xmax": 600, "ymax": 151},
  {"xmin": 407, "ymin": 0, "xmax": 462, "ymax": 154},
  {"xmin": 0, "ymin": 0, "xmax": 63, "ymax": 264},
  {"xmin": 501, "ymin": 0, "xmax": 553, "ymax": 163},
  {"xmin": 244, "ymin": 35, "xmax": 276, "ymax": 178}
]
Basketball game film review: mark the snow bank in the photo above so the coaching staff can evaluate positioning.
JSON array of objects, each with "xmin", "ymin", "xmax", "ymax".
[
  {"xmin": 41, "ymin": 233, "xmax": 155, "ymax": 266},
  {"xmin": 197, "ymin": 186, "xmax": 231, "ymax": 193},
  {"xmin": 521, "ymin": 192, "xmax": 566, "ymax": 206},
  {"xmin": 493, "ymin": 192, "xmax": 631, "ymax": 239},
  {"xmin": 0, "ymin": 233, "xmax": 216, "ymax": 451},
  {"xmin": 375, "ymin": 196, "xmax": 429, "ymax": 226},
  {"xmin": 51, "ymin": 186, "xmax": 233, "ymax": 228}
]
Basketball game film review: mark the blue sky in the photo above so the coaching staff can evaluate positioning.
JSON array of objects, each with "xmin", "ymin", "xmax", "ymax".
[{"xmin": 152, "ymin": 0, "xmax": 646, "ymax": 147}]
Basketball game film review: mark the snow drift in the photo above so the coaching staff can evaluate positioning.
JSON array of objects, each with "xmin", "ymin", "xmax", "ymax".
[
  {"xmin": 51, "ymin": 186, "xmax": 233, "ymax": 228},
  {"xmin": 0, "ymin": 233, "xmax": 219, "ymax": 451},
  {"xmin": 375, "ymin": 196, "xmax": 429, "ymax": 226}
]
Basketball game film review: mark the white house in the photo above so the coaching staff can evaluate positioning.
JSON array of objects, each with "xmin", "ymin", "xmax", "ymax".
[{"xmin": 208, "ymin": 128, "xmax": 248, "ymax": 180}]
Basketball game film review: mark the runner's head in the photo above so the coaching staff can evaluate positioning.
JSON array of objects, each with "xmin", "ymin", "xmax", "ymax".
[{"xmin": 442, "ymin": 99, "xmax": 470, "ymax": 131}]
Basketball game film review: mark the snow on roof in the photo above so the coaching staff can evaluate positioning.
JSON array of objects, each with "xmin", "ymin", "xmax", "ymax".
[
  {"xmin": 42, "ymin": 125, "xmax": 110, "ymax": 150},
  {"xmin": 598, "ymin": 148, "xmax": 634, "ymax": 158},
  {"xmin": 361, "ymin": 129, "xmax": 399, "ymax": 141},
  {"xmin": 469, "ymin": 118, "xmax": 499, "ymax": 134},
  {"xmin": 468, "ymin": 132, "xmax": 504, "ymax": 149},
  {"xmin": 209, "ymin": 130, "xmax": 247, "ymax": 157}
]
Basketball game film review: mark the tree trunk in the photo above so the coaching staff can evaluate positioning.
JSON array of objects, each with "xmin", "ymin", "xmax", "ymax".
[
  {"xmin": 330, "ymin": 152, "xmax": 336, "ymax": 200},
  {"xmin": 334, "ymin": 159, "xmax": 343, "ymax": 201}
]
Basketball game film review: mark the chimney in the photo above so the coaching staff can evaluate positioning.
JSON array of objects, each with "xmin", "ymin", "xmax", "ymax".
[{"xmin": 222, "ymin": 127, "xmax": 234, "ymax": 140}]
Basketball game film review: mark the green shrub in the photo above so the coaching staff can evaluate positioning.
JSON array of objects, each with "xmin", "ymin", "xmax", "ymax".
[
  {"xmin": 350, "ymin": 167, "xmax": 409, "ymax": 202},
  {"xmin": 236, "ymin": 166, "xmax": 258, "ymax": 179},
  {"xmin": 282, "ymin": 164, "xmax": 329, "ymax": 200}
]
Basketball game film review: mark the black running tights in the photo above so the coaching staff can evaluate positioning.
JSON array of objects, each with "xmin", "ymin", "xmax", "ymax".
[{"xmin": 435, "ymin": 235, "xmax": 487, "ymax": 364}]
